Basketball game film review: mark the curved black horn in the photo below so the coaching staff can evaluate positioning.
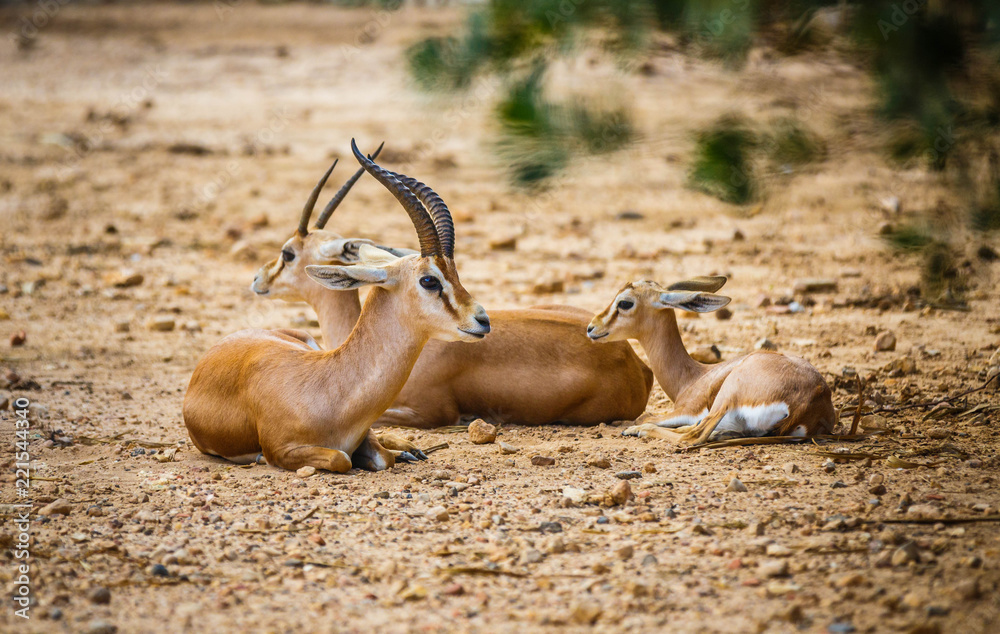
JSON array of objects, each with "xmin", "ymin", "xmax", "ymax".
[
  {"xmin": 314, "ymin": 142, "xmax": 384, "ymax": 230},
  {"xmin": 298, "ymin": 160, "xmax": 338, "ymax": 236},
  {"xmin": 350, "ymin": 139, "xmax": 440, "ymax": 257},
  {"xmin": 388, "ymin": 170, "xmax": 455, "ymax": 258}
]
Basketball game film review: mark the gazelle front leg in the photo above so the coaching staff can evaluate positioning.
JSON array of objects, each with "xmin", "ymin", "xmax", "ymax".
[{"xmin": 266, "ymin": 444, "xmax": 353, "ymax": 473}]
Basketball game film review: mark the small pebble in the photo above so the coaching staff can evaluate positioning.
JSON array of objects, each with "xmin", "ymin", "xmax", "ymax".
[
  {"xmin": 498, "ymin": 442, "xmax": 519, "ymax": 455},
  {"xmin": 587, "ymin": 456, "xmax": 611, "ymax": 469},
  {"xmin": 874, "ymin": 331, "xmax": 896, "ymax": 352},
  {"xmin": 87, "ymin": 586, "xmax": 111, "ymax": 605},
  {"xmin": 296, "ymin": 466, "xmax": 317, "ymax": 478},
  {"xmin": 615, "ymin": 470, "xmax": 642, "ymax": 480},
  {"xmin": 531, "ymin": 455, "xmax": 555, "ymax": 466},
  {"xmin": 726, "ymin": 477, "xmax": 748, "ymax": 493}
]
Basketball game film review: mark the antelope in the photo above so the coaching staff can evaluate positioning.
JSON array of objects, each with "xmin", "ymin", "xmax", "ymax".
[
  {"xmin": 183, "ymin": 141, "xmax": 490, "ymax": 472},
  {"xmin": 587, "ymin": 276, "xmax": 836, "ymax": 444},
  {"xmin": 251, "ymin": 155, "xmax": 653, "ymax": 429}
]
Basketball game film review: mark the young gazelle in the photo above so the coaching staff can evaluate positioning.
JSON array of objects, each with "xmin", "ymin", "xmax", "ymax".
[
  {"xmin": 251, "ymin": 155, "xmax": 653, "ymax": 429},
  {"xmin": 183, "ymin": 142, "xmax": 490, "ymax": 472},
  {"xmin": 587, "ymin": 276, "xmax": 836, "ymax": 444}
]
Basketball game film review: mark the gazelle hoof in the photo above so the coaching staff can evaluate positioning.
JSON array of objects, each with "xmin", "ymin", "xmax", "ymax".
[
  {"xmin": 622, "ymin": 424, "xmax": 655, "ymax": 438},
  {"xmin": 395, "ymin": 451, "xmax": 419, "ymax": 464}
]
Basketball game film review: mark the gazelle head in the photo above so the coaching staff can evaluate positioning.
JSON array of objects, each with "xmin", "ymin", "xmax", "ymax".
[
  {"xmin": 250, "ymin": 142, "xmax": 417, "ymax": 301},
  {"xmin": 302, "ymin": 140, "xmax": 490, "ymax": 343},
  {"xmin": 587, "ymin": 276, "xmax": 731, "ymax": 342}
]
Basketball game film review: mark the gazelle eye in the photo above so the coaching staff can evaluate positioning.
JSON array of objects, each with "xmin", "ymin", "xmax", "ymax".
[
  {"xmin": 281, "ymin": 249, "xmax": 295, "ymax": 262},
  {"xmin": 617, "ymin": 299, "xmax": 634, "ymax": 311},
  {"xmin": 419, "ymin": 276, "xmax": 441, "ymax": 291}
]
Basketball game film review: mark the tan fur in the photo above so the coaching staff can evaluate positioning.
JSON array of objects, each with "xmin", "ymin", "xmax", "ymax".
[
  {"xmin": 588, "ymin": 280, "xmax": 836, "ymax": 444},
  {"xmin": 253, "ymin": 232, "xmax": 652, "ymax": 428},
  {"xmin": 185, "ymin": 250, "xmax": 487, "ymax": 471}
]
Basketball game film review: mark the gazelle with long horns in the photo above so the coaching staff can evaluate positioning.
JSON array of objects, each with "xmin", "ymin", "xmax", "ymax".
[
  {"xmin": 251, "ymin": 150, "xmax": 653, "ymax": 429},
  {"xmin": 587, "ymin": 276, "xmax": 835, "ymax": 444},
  {"xmin": 183, "ymin": 141, "xmax": 490, "ymax": 472}
]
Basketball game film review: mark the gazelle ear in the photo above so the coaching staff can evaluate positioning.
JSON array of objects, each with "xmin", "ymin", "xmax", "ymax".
[
  {"xmin": 357, "ymin": 243, "xmax": 401, "ymax": 266},
  {"xmin": 654, "ymin": 291, "xmax": 731, "ymax": 313},
  {"xmin": 305, "ymin": 263, "xmax": 391, "ymax": 291},
  {"xmin": 317, "ymin": 238, "xmax": 376, "ymax": 263},
  {"xmin": 374, "ymin": 245, "xmax": 419, "ymax": 258},
  {"xmin": 665, "ymin": 276, "xmax": 728, "ymax": 293}
]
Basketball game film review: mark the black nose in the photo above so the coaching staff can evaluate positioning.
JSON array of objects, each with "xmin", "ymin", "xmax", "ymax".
[
  {"xmin": 587, "ymin": 325, "xmax": 595, "ymax": 334},
  {"xmin": 476, "ymin": 314, "xmax": 490, "ymax": 328}
]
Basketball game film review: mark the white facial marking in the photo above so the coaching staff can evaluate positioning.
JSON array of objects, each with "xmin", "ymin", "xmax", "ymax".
[
  {"xmin": 712, "ymin": 403, "xmax": 790, "ymax": 438},
  {"xmin": 790, "ymin": 425, "xmax": 807, "ymax": 437}
]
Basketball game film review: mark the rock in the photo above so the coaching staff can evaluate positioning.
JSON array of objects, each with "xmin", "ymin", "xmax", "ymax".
[
  {"xmin": 874, "ymin": 331, "xmax": 896, "ymax": 352},
  {"xmin": 783, "ymin": 463, "xmax": 800, "ymax": 475},
  {"xmin": 87, "ymin": 586, "xmax": 111, "ymax": 605},
  {"xmin": 38, "ymin": 499, "xmax": 73, "ymax": 516},
  {"xmin": 952, "ymin": 578, "xmax": 981, "ymax": 601},
  {"xmin": 616, "ymin": 210, "xmax": 644, "ymax": 221},
  {"xmin": 149, "ymin": 564, "xmax": 170, "ymax": 577},
  {"xmin": 748, "ymin": 521, "xmax": 765, "ymax": 536},
  {"xmin": 901, "ymin": 592, "xmax": 924, "ymax": 610},
  {"xmin": 86, "ymin": 506, "xmax": 103, "ymax": 517},
  {"xmin": 147, "ymin": 316, "xmax": 175, "ymax": 332},
  {"xmin": 531, "ymin": 455, "xmax": 555, "ymax": 466},
  {"xmin": 823, "ymin": 460, "xmax": 836, "ymax": 473},
  {"xmin": 891, "ymin": 542, "xmax": 919, "ymax": 566},
  {"xmin": 296, "ymin": 466, "xmax": 316, "ymax": 478},
  {"xmin": 498, "ymin": 442, "xmax": 519, "ymax": 455},
  {"xmin": 759, "ymin": 559, "xmax": 789, "ymax": 578},
  {"xmin": 868, "ymin": 484, "xmax": 887, "ymax": 496},
  {"xmin": 755, "ymin": 338, "xmax": 777, "ymax": 352},
  {"xmin": 85, "ymin": 621, "xmax": 118, "ymax": 634},
  {"xmin": 426, "ymin": 506, "xmax": 450, "ymax": 522},
  {"xmin": 793, "ymin": 278, "xmax": 837, "ymax": 293},
  {"xmin": 569, "ymin": 602, "xmax": 602, "ymax": 625},
  {"xmin": 522, "ymin": 548, "xmax": 544, "ymax": 564},
  {"xmin": 906, "ymin": 504, "xmax": 938, "ymax": 518},
  {"xmin": 109, "ymin": 270, "xmax": 144, "ymax": 288},
  {"xmin": 689, "ymin": 344, "xmax": 721, "ymax": 363},
  {"xmin": 610, "ymin": 480, "xmax": 633, "ymax": 506},
  {"xmin": 641, "ymin": 554, "xmax": 658, "ymax": 566},
  {"xmin": 926, "ymin": 427, "xmax": 950, "ymax": 440},
  {"xmin": 10, "ymin": 330, "xmax": 26, "ymax": 347},
  {"xmin": 615, "ymin": 470, "xmax": 642, "ymax": 480},
  {"xmin": 562, "ymin": 487, "xmax": 587, "ymax": 504},
  {"xmin": 726, "ymin": 477, "xmax": 748, "ymax": 493},
  {"xmin": 431, "ymin": 470, "xmax": 451, "ymax": 481},
  {"xmin": 766, "ymin": 544, "xmax": 793, "ymax": 557},
  {"xmin": 868, "ymin": 473, "xmax": 884, "ymax": 487},
  {"xmin": 114, "ymin": 320, "xmax": 130, "ymax": 333},
  {"xmin": 642, "ymin": 462, "xmax": 657, "ymax": 473},
  {"xmin": 532, "ymin": 280, "xmax": 565, "ymax": 294},
  {"xmin": 615, "ymin": 544, "xmax": 634, "ymax": 560},
  {"xmin": 399, "ymin": 584, "xmax": 427, "ymax": 601},
  {"xmin": 587, "ymin": 456, "xmax": 611, "ymax": 469},
  {"xmin": 467, "ymin": 419, "xmax": 497, "ymax": 444},
  {"xmin": 715, "ymin": 307, "xmax": 733, "ymax": 321},
  {"xmin": 181, "ymin": 320, "xmax": 202, "ymax": 332},
  {"xmin": 833, "ymin": 573, "xmax": 868, "ymax": 588},
  {"xmin": 490, "ymin": 235, "xmax": 517, "ymax": 251}
]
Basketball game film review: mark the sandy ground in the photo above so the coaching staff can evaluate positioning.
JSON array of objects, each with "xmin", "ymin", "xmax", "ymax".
[{"xmin": 1, "ymin": 3, "xmax": 999, "ymax": 633}]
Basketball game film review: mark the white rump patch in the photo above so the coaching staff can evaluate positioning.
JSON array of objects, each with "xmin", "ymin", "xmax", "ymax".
[
  {"xmin": 712, "ymin": 403, "xmax": 790, "ymax": 438},
  {"xmin": 656, "ymin": 408, "xmax": 709, "ymax": 429}
]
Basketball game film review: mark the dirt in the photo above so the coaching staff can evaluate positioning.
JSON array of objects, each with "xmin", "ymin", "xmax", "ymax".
[{"xmin": 1, "ymin": 3, "xmax": 999, "ymax": 633}]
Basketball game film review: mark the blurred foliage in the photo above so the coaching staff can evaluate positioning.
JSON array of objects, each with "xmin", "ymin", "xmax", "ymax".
[
  {"xmin": 494, "ymin": 66, "xmax": 634, "ymax": 188},
  {"xmin": 688, "ymin": 116, "xmax": 757, "ymax": 204},
  {"xmin": 765, "ymin": 117, "xmax": 826, "ymax": 166}
]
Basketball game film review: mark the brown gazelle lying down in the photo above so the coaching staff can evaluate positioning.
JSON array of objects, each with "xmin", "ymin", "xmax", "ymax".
[
  {"xmin": 183, "ymin": 141, "xmax": 490, "ymax": 471},
  {"xmin": 587, "ymin": 276, "xmax": 836, "ymax": 445},
  {"xmin": 251, "ymin": 155, "xmax": 653, "ymax": 429}
]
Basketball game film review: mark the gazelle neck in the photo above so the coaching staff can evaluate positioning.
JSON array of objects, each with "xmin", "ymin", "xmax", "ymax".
[
  {"xmin": 300, "ymin": 282, "xmax": 362, "ymax": 350},
  {"xmin": 317, "ymin": 287, "xmax": 429, "ymax": 438},
  {"xmin": 638, "ymin": 309, "xmax": 707, "ymax": 402}
]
